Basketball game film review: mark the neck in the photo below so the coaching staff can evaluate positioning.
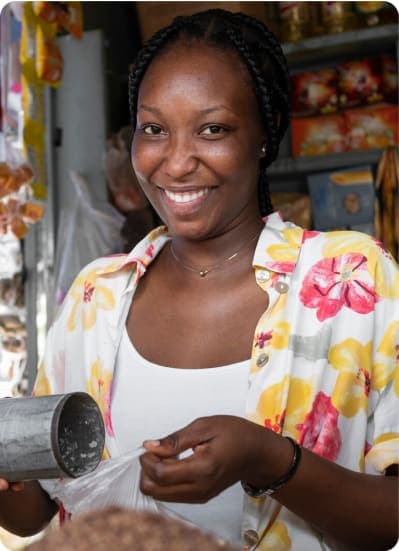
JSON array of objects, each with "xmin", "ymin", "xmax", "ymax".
[{"xmin": 169, "ymin": 220, "xmax": 263, "ymax": 277}]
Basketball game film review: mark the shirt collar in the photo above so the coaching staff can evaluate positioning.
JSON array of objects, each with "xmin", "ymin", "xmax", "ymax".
[
  {"xmin": 95, "ymin": 225, "xmax": 171, "ymax": 278},
  {"xmin": 252, "ymin": 211, "xmax": 304, "ymax": 274},
  {"xmin": 95, "ymin": 211, "xmax": 304, "ymax": 281}
]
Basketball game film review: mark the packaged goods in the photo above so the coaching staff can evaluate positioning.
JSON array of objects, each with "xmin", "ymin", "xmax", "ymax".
[
  {"xmin": 307, "ymin": 165, "xmax": 375, "ymax": 231},
  {"xmin": 33, "ymin": 2, "xmax": 83, "ymax": 39},
  {"xmin": 320, "ymin": 1, "xmax": 357, "ymax": 33},
  {"xmin": 36, "ymin": 23, "xmax": 63, "ymax": 86},
  {"xmin": 375, "ymin": 147, "xmax": 398, "ymax": 259},
  {"xmin": 291, "ymin": 114, "xmax": 346, "ymax": 157},
  {"xmin": 355, "ymin": 1, "xmax": 386, "ymax": 26},
  {"xmin": 345, "ymin": 105, "xmax": 398, "ymax": 151},
  {"xmin": 291, "ymin": 69, "xmax": 338, "ymax": 117},
  {"xmin": 337, "ymin": 59, "xmax": 383, "ymax": 109},
  {"xmin": 278, "ymin": 2, "xmax": 311, "ymax": 42},
  {"xmin": 381, "ymin": 55, "xmax": 398, "ymax": 104}
]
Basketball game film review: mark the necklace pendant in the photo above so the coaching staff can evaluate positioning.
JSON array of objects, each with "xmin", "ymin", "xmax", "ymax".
[{"xmin": 199, "ymin": 269, "xmax": 209, "ymax": 277}]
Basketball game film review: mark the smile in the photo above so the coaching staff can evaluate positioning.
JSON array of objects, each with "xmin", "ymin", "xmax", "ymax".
[{"xmin": 163, "ymin": 187, "xmax": 211, "ymax": 204}]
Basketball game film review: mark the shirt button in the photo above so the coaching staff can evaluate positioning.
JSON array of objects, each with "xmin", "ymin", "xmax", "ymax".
[
  {"xmin": 275, "ymin": 281, "xmax": 289, "ymax": 294},
  {"xmin": 243, "ymin": 529, "xmax": 259, "ymax": 547},
  {"xmin": 256, "ymin": 269, "xmax": 270, "ymax": 282},
  {"xmin": 256, "ymin": 352, "xmax": 269, "ymax": 367}
]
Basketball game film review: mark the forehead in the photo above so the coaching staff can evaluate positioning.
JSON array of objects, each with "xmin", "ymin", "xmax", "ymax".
[{"xmin": 138, "ymin": 41, "xmax": 256, "ymax": 107}]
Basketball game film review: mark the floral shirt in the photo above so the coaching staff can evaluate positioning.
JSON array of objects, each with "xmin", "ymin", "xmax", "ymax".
[{"xmin": 34, "ymin": 212, "xmax": 399, "ymax": 551}]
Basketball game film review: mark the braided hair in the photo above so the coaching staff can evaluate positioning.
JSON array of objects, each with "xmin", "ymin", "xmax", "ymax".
[{"xmin": 128, "ymin": 9, "xmax": 290, "ymax": 217}]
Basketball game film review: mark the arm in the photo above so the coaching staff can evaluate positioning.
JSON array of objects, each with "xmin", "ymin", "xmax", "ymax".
[
  {"xmin": 0, "ymin": 480, "xmax": 58, "ymax": 537},
  {"xmin": 139, "ymin": 416, "xmax": 398, "ymax": 551}
]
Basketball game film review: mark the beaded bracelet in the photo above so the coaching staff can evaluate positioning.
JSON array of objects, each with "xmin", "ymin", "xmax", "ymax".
[{"xmin": 241, "ymin": 436, "xmax": 301, "ymax": 498}]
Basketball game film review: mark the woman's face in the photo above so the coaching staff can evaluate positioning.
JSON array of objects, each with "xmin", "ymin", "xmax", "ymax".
[{"xmin": 131, "ymin": 41, "xmax": 266, "ymax": 240}]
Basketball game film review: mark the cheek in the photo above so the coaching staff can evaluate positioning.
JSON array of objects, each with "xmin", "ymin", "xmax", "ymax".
[{"xmin": 130, "ymin": 137, "xmax": 160, "ymax": 184}]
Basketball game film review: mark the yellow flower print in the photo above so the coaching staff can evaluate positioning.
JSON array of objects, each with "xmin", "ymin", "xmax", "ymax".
[
  {"xmin": 267, "ymin": 227, "xmax": 303, "ymax": 264},
  {"xmin": 259, "ymin": 521, "xmax": 291, "ymax": 550},
  {"xmin": 33, "ymin": 360, "xmax": 51, "ymax": 396},
  {"xmin": 87, "ymin": 360, "xmax": 114, "ymax": 437},
  {"xmin": 372, "ymin": 321, "xmax": 399, "ymax": 395},
  {"xmin": 323, "ymin": 232, "xmax": 399, "ymax": 299},
  {"xmin": 255, "ymin": 376, "xmax": 312, "ymax": 438},
  {"xmin": 365, "ymin": 433, "xmax": 399, "ymax": 473},
  {"xmin": 329, "ymin": 339, "xmax": 372, "ymax": 417},
  {"xmin": 67, "ymin": 267, "xmax": 115, "ymax": 332}
]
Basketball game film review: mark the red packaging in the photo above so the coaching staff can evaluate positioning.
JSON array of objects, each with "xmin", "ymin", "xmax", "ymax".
[
  {"xmin": 337, "ymin": 58, "xmax": 383, "ymax": 109},
  {"xmin": 291, "ymin": 69, "xmax": 338, "ymax": 116},
  {"xmin": 345, "ymin": 105, "xmax": 399, "ymax": 151},
  {"xmin": 381, "ymin": 55, "xmax": 398, "ymax": 104},
  {"xmin": 291, "ymin": 114, "xmax": 346, "ymax": 157}
]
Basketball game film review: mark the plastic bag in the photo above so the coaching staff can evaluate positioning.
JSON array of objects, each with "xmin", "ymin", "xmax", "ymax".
[
  {"xmin": 53, "ymin": 171, "xmax": 125, "ymax": 307},
  {"xmin": 41, "ymin": 447, "xmax": 160, "ymax": 517}
]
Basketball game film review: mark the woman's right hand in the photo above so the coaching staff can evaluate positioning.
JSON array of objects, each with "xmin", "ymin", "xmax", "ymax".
[{"xmin": 0, "ymin": 479, "xmax": 24, "ymax": 492}]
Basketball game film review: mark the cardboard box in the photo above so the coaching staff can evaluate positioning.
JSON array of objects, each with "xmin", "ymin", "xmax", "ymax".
[
  {"xmin": 291, "ymin": 114, "xmax": 346, "ymax": 157},
  {"xmin": 345, "ymin": 104, "xmax": 398, "ymax": 151},
  {"xmin": 135, "ymin": 2, "xmax": 268, "ymax": 42},
  {"xmin": 307, "ymin": 165, "xmax": 375, "ymax": 231}
]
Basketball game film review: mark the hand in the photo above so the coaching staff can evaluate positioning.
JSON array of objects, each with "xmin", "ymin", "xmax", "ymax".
[
  {"xmin": 0, "ymin": 479, "xmax": 24, "ymax": 492},
  {"xmin": 139, "ymin": 415, "xmax": 270, "ymax": 503}
]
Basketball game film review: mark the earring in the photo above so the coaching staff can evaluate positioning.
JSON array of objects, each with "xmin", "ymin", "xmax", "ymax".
[{"xmin": 261, "ymin": 145, "xmax": 266, "ymax": 155}]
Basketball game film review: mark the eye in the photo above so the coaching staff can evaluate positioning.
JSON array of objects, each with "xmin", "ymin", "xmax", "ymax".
[
  {"xmin": 141, "ymin": 124, "xmax": 164, "ymax": 135},
  {"xmin": 200, "ymin": 124, "xmax": 227, "ymax": 137}
]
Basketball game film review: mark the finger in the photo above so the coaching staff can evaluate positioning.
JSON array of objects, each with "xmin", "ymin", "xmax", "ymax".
[
  {"xmin": 140, "ymin": 452, "xmax": 199, "ymax": 487},
  {"xmin": 0, "ymin": 479, "xmax": 9, "ymax": 491},
  {"xmin": 143, "ymin": 417, "xmax": 215, "ymax": 458},
  {"xmin": 140, "ymin": 473, "xmax": 217, "ymax": 504}
]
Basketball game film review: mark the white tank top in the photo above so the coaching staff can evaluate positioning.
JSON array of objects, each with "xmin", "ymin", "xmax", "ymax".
[{"xmin": 111, "ymin": 327, "xmax": 250, "ymax": 545}]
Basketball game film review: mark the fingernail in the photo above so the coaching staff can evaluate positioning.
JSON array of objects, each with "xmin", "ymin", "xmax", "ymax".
[
  {"xmin": 0, "ymin": 480, "xmax": 8, "ymax": 491},
  {"xmin": 143, "ymin": 439, "xmax": 160, "ymax": 447}
]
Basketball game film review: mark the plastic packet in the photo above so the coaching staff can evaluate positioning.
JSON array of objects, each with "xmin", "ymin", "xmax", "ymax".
[
  {"xmin": 41, "ymin": 446, "xmax": 160, "ymax": 517},
  {"xmin": 53, "ymin": 171, "xmax": 125, "ymax": 306}
]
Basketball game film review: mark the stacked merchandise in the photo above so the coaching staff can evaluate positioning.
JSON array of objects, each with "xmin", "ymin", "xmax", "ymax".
[
  {"xmin": 374, "ymin": 147, "xmax": 399, "ymax": 260},
  {"xmin": 274, "ymin": 2, "xmax": 396, "ymax": 43},
  {"xmin": 307, "ymin": 166, "xmax": 375, "ymax": 235},
  {"xmin": 290, "ymin": 56, "xmax": 398, "ymax": 157}
]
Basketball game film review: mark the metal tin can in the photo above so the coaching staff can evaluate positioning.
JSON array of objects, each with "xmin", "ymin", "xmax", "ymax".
[{"xmin": 0, "ymin": 392, "xmax": 105, "ymax": 481}]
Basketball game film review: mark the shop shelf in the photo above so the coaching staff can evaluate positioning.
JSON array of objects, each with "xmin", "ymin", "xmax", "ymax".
[
  {"xmin": 282, "ymin": 24, "xmax": 398, "ymax": 69},
  {"xmin": 269, "ymin": 148, "xmax": 384, "ymax": 176}
]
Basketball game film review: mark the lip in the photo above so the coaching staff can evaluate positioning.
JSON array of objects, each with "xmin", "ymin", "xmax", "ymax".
[{"xmin": 157, "ymin": 185, "xmax": 215, "ymax": 216}]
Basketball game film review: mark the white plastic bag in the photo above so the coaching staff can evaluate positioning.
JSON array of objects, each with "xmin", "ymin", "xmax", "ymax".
[
  {"xmin": 53, "ymin": 171, "xmax": 125, "ymax": 307},
  {"xmin": 41, "ymin": 447, "xmax": 160, "ymax": 517}
]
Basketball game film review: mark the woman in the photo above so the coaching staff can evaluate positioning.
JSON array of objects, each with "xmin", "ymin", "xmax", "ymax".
[{"xmin": 0, "ymin": 9, "xmax": 397, "ymax": 550}]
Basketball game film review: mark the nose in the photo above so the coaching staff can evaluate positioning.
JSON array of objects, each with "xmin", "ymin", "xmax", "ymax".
[{"xmin": 162, "ymin": 135, "xmax": 198, "ymax": 179}]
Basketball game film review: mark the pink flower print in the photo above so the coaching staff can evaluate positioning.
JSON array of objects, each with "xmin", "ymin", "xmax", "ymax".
[
  {"xmin": 104, "ymin": 383, "xmax": 114, "ymax": 437},
  {"xmin": 300, "ymin": 253, "xmax": 376, "ymax": 321},
  {"xmin": 255, "ymin": 331, "xmax": 273, "ymax": 349},
  {"xmin": 296, "ymin": 391, "xmax": 342, "ymax": 461},
  {"xmin": 264, "ymin": 410, "xmax": 286, "ymax": 433},
  {"xmin": 145, "ymin": 243, "xmax": 155, "ymax": 258},
  {"xmin": 83, "ymin": 281, "xmax": 95, "ymax": 303}
]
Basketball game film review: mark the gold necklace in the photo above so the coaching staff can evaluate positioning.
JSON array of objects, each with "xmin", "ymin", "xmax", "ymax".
[{"xmin": 169, "ymin": 230, "xmax": 260, "ymax": 277}]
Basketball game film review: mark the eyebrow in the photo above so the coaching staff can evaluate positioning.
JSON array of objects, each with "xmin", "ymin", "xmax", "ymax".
[{"xmin": 138, "ymin": 104, "xmax": 236, "ymax": 115}]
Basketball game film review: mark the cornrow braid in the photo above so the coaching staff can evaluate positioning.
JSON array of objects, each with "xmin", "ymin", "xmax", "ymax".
[{"xmin": 128, "ymin": 9, "xmax": 291, "ymax": 217}]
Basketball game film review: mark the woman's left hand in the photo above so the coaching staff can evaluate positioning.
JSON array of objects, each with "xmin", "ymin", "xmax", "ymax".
[{"xmin": 139, "ymin": 415, "xmax": 271, "ymax": 503}]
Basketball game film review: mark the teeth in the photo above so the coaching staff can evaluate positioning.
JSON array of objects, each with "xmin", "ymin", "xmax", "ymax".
[{"xmin": 164, "ymin": 188, "xmax": 210, "ymax": 203}]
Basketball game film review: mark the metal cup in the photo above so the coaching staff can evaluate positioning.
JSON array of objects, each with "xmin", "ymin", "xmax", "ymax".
[{"xmin": 0, "ymin": 392, "xmax": 105, "ymax": 481}]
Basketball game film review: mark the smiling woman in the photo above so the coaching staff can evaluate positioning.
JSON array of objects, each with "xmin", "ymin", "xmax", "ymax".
[{"xmin": 0, "ymin": 8, "xmax": 398, "ymax": 551}]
